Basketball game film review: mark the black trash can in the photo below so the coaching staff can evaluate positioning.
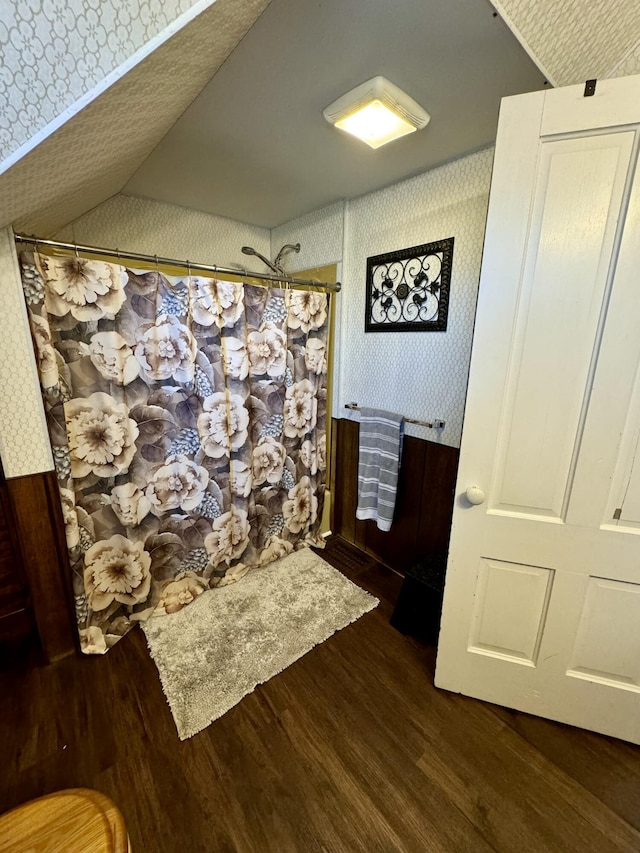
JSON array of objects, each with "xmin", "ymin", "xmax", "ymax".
[{"xmin": 390, "ymin": 554, "xmax": 447, "ymax": 645}]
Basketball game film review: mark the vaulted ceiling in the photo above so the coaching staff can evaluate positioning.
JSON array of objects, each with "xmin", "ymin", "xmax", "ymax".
[
  {"xmin": 123, "ymin": 0, "xmax": 544, "ymax": 228},
  {"xmin": 2, "ymin": 0, "xmax": 638, "ymax": 237}
]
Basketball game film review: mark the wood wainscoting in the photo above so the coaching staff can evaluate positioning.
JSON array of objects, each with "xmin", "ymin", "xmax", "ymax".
[
  {"xmin": 0, "ymin": 473, "xmax": 38, "ymax": 665},
  {"xmin": 0, "ymin": 470, "xmax": 76, "ymax": 665},
  {"xmin": 331, "ymin": 418, "xmax": 460, "ymax": 574}
]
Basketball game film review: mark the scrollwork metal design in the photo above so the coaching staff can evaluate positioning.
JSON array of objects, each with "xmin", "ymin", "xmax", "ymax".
[{"xmin": 365, "ymin": 238, "xmax": 453, "ymax": 332}]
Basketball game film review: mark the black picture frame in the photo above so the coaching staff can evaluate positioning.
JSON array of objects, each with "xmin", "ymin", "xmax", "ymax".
[{"xmin": 364, "ymin": 237, "xmax": 454, "ymax": 332}]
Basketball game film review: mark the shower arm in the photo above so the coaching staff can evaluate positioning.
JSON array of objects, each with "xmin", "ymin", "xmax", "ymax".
[
  {"xmin": 242, "ymin": 243, "xmax": 301, "ymax": 275},
  {"xmin": 274, "ymin": 242, "xmax": 301, "ymax": 270}
]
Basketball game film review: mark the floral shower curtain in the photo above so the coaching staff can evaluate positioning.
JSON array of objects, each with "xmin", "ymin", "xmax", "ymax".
[{"xmin": 19, "ymin": 250, "xmax": 329, "ymax": 654}]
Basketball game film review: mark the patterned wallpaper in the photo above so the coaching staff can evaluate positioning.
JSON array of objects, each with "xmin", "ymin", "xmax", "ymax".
[
  {"xmin": 57, "ymin": 194, "xmax": 271, "ymax": 270},
  {"xmin": 493, "ymin": 0, "xmax": 640, "ymax": 85},
  {"xmin": 271, "ymin": 203, "xmax": 344, "ymax": 274},
  {"xmin": 610, "ymin": 36, "xmax": 640, "ymax": 78},
  {"xmin": 0, "ymin": 0, "xmax": 211, "ymax": 165},
  {"xmin": 270, "ymin": 150, "xmax": 494, "ymax": 449},
  {"xmin": 0, "ymin": 227, "xmax": 53, "ymax": 478},
  {"xmin": 0, "ymin": 0, "xmax": 271, "ymax": 236},
  {"xmin": 339, "ymin": 148, "xmax": 494, "ymax": 449}
]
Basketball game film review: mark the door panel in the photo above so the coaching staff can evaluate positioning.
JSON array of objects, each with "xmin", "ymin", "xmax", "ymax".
[
  {"xmin": 567, "ymin": 577, "xmax": 640, "ymax": 692},
  {"xmin": 492, "ymin": 133, "xmax": 634, "ymax": 519},
  {"xmin": 436, "ymin": 75, "xmax": 640, "ymax": 744},
  {"xmin": 468, "ymin": 560, "xmax": 554, "ymax": 665},
  {"xmin": 565, "ymin": 144, "xmax": 640, "ymax": 531}
]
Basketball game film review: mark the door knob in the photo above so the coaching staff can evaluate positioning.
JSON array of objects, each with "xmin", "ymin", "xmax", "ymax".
[{"xmin": 465, "ymin": 486, "xmax": 485, "ymax": 505}]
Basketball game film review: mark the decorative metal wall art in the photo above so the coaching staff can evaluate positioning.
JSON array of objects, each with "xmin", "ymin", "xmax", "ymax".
[{"xmin": 365, "ymin": 237, "xmax": 454, "ymax": 332}]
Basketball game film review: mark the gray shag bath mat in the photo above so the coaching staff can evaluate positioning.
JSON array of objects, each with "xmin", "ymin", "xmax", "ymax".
[{"xmin": 142, "ymin": 547, "xmax": 379, "ymax": 739}]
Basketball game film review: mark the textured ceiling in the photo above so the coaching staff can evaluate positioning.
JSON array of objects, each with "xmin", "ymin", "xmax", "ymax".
[
  {"xmin": 0, "ymin": 0, "xmax": 271, "ymax": 235},
  {"xmin": 0, "ymin": 0, "xmax": 207, "ymax": 166},
  {"xmin": 124, "ymin": 0, "xmax": 545, "ymax": 228},
  {"xmin": 493, "ymin": 0, "xmax": 640, "ymax": 86}
]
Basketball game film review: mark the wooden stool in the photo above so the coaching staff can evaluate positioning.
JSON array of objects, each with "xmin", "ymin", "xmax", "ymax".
[{"xmin": 0, "ymin": 788, "xmax": 130, "ymax": 853}]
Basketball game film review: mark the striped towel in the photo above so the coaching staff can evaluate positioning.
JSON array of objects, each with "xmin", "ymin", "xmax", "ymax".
[{"xmin": 356, "ymin": 408, "xmax": 404, "ymax": 532}]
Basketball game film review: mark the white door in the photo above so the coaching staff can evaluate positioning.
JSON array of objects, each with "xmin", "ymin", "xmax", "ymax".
[{"xmin": 435, "ymin": 75, "xmax": 640, "ymax": 744}]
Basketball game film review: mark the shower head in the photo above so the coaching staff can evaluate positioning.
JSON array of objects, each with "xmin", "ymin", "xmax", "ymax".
[{"xmin": 241, "ymin": 245, "xmax": 281, "ymax": 274}]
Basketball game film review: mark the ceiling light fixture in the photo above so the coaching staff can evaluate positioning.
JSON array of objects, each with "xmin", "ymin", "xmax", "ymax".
[{"xmin": 323, "ymin": 76, "xmax": 430, "ymax": 149}]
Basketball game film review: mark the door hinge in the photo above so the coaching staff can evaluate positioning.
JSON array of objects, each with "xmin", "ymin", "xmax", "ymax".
[{"xmin": 613, "ymin": 507, "xmax": 622, "ymax": 520}]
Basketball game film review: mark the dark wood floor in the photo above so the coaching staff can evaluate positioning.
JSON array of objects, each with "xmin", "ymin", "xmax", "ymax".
[{"xmin": 2, "ymin": 537, "xmax": 640, "ymax": 852}]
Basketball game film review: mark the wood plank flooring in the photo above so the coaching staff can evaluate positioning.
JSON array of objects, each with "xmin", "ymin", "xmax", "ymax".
[{"xmin": 2, "ymin": 537, "xmax": 640, "ymax": 852}]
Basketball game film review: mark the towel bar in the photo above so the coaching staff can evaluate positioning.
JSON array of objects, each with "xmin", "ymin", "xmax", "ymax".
[{"xmin": 345, "ymin": 403, "xmax": 445, "ymax": 430}]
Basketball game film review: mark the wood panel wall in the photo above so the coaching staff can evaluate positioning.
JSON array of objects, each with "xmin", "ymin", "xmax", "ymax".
[
  {"xmin": 0, "ymin": 473, "xmax": 38, "ymax": 664},
  {"xmin": 331, "ymin": 418, "xmax": 460, "ymax": 574},
  {"xmin": 0, "ymin": 470, "xmax": 76, "ymax": 665}
]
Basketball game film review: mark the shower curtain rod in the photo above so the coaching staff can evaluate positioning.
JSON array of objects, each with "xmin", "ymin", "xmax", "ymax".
[{"xmin": 13, "ymin": 234, "xmax": 341, "ymax": 294}]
